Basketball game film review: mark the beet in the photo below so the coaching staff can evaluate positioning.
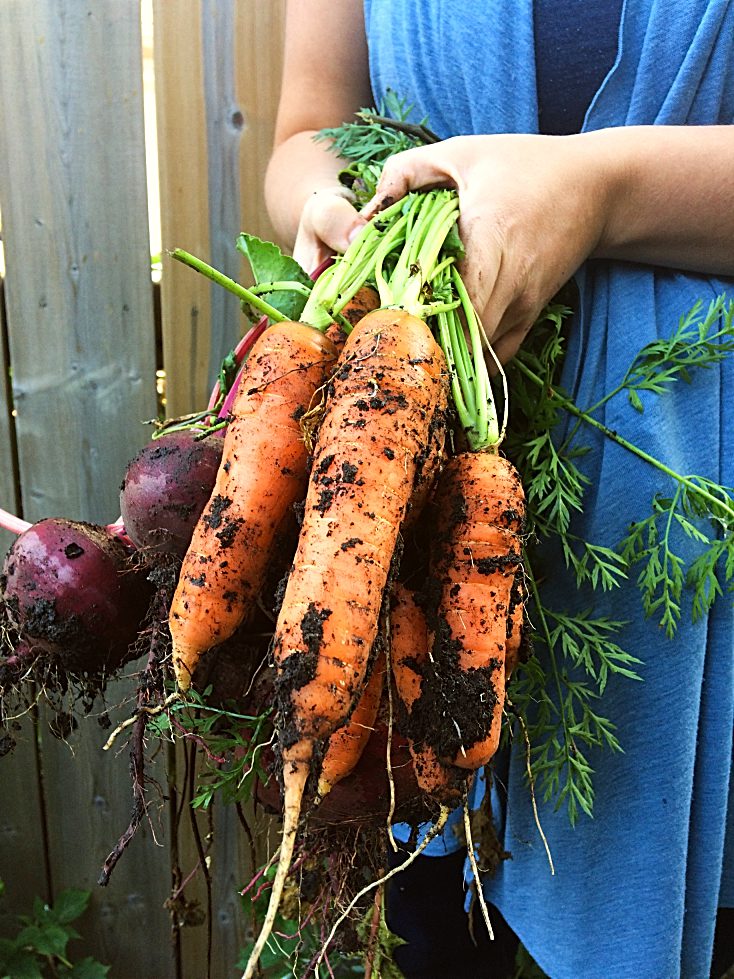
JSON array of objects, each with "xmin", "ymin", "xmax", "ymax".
[
  {"xmin": 119, "ymin": 429, "xmax": 224, "ymax": 558},
  {"xmin": 311, "ymin": 720, "xmax": 423, "ymax": 824},
  {"xmin": 255, "ymin": 719, "xmax": 423, "ymax": 826},
  {"xmin": 1, "ymin": 518, "xmax": 150, "ymax": 675}
]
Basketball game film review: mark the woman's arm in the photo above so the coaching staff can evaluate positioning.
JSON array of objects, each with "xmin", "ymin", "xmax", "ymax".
[
  {"xmin": 264, "ymin": 0, "xmax": 372, "ymax": 271},
  {"xmin": 591, "ymin": 125, "xmax": 734, "ymax": 274},
  {"xmin": 362, "ymin": 126, "xmax": 734, "ymax": 361}
]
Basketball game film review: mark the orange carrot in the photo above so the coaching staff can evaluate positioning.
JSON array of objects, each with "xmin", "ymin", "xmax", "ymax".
[
  {"xmin": 427, "ymin": 450, "xmax": 525, "ymax": 771},
  {"xmin": 242, "ymin": 308, "xmax": 448, "ymax": 979},
  {"xmin": 390, "ymin": 583, "xmax": 466, "ymax": 804},
  {"xmin": 323, "ymin": 284, "xmax": 380, "ymax": 348},
  {"xmin": 169, "ymin": 321, "xmax": 338, "ymax": 690},
  {"xmin": 316, "ymin": 645, "xmax": 386, "ymax": 800},
  {"xmin": 275, "ymin": 308, "xmax": 448, "ymax": 744}
]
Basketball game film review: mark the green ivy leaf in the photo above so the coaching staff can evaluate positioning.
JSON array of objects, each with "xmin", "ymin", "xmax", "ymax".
[
  {"xmin": 52, "ymin": 889, "xmax": 91, "ymax": 926},
  {"xmin": 16, "ymin": 922, "xmax": 70, "ymax": 959},
  {"xmin": 235, "ymin": 233, "xmax": 311, "ymax": 321},
  {"xmin": 63, "ymin": 956, "xmax": 111, "ymax": 978}
]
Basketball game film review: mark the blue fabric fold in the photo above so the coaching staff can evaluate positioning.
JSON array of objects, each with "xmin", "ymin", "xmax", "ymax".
[{"xmin": 364, "ymin": 1, "xmax": 734, "ymax": 975}]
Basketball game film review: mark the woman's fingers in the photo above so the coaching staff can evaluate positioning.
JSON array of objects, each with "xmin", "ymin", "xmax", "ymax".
[
  {"xmin": 361, "ymin": 142, "xmax": 465, "ymax": 219},
  {"xmin": 293, "ymin": 189, "xmax": 365, "ymax": 272}
]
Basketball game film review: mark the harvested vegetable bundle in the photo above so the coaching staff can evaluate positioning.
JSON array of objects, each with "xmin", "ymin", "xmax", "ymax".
[{"xmin": 242, "ymin": 191, "xmax": 461, "ymax": 979}]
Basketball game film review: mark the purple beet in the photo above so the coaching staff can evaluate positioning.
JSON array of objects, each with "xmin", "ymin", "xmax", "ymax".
[
  {"xmin": 119, "ymin": 429, "xmax": 224, "ymax": 558},
  {"xmin": 1, "ymin": 518, "xmax": 150, "ymax": 675}
]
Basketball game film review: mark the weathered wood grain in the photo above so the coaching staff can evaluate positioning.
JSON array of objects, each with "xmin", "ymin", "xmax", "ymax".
[
  {"xmin": 236, "ymin": 0, "xmax": 286, "ymax": 245},
  {"xmin": 0, "ymin": 3, "xmax": 167, "ymax": 975},
  {"xmin": 0, "ymin": 279, "xmax": 20, "ymax": 559},
  {"xmin": 155, "ymin": 0, "xmax": 285, "ymax": 420},
  {"xmin": 0, "ymin": 0, "xmax": 158, "ymax": 526},
  {"xmin": 154, "ymin": 0, "xmax": 213, "ymax": 420}
]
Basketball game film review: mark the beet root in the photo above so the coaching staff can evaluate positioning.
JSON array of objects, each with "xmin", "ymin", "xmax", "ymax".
[
  {"xmin": 1, "ymin": 518, "xmax": 151, "ymax": 676},
  {"xmin": 119, "ymin": 429, "xmax": 224, "ymax": 559}
]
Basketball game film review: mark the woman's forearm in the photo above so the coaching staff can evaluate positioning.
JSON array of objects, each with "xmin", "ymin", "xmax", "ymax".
[
  {"xmin": 263, "ymin": 0, "xmax": 371, "ymax": 255},
  {"xmin": 265, "ymin": 131, "xmax": 351, "ymax": 249},
  {"xmin": 590, "ymin": 125, "xmax": 734, "ymax": 276}
]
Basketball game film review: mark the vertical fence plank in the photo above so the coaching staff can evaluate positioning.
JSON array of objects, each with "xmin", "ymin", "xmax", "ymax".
[
  {"xmin": 182, "ymin": 10, "xmax": 286, "ymax": 974},
  {"xmin": 155, "ymin": 4, "xmax": 286, "ymax": 975},
  {"xmin": 153, "ymin": 8, "xmax": 225, "ymax": 975},
  {"xmin": 201, "ymin": 0, "xmax": 250, "ymax": 383},
  {"xmin": 155, "ymin": 0, "xmax": 285, "ymax": 422},
  {"xmin": 41, "ymin": 696, "xmax": 174, "ymax": 976},
  {"xmin": 0, "ymin": 281, "xmax": 19, "ymax": 558},
  {"xmin": 0, "ymin": 1, "xmax": 158, "ymax": 526},
  {"xmin": 153, "ymin": 0, "xmax": 213, "ymax": 420},
  {"xmin": 0, "ymin": 2, "xmax": 170, "ymax": 975},
  {"xmin": 236, "ymin": 0, "xmax": 286, "ymax": 245},
  {"xmin": 0, "ymin": 715, "xmax": 50, "ymax": 939}
]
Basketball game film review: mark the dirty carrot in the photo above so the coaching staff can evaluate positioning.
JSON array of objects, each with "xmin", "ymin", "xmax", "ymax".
[
  {"xmin": 241, "ymin": 308, "xmax": 449, "ymax": 979},
  {"xmin": 427, "ymin": 450, "xmax": 526, "ymax": 770},
  {"xmin": 316, "ymin": 645, "xmax": 386, "ymax": 800},
  {"xmin": 323, "ymin": 283, "xmax": 380, "ymax": 348},
  {"xmin": 169, "ymin": 321, "xmax": 338, "ymax": 690},
  {"xmin": 390, "ymin": 582, "xmax": 466, "ymax": 804}
]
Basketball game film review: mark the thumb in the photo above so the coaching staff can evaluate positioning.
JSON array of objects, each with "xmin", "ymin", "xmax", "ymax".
[
  {"xmin": 305, "ymin": 190, "xmax": 365, "ymax": 254},
  {"xmin": 293, "ymin": 191, "xmax": 365, "ymax": 271},
  {"xmin": 314, "ymin": 198, "xmax": 367, "ymax": 255},
  {"xmin": 361, "ymin": 143, "xmax": 461, "ymax": 220}
]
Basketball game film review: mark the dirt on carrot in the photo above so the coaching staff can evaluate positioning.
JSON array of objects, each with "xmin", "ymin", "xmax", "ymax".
[
  {"xmin": 415, "ymin": 451, "xmax": 526, "ymax": 770},
  {"xmin": 169, "ymin": 321, "xmax": 338, "ymax": 691}
]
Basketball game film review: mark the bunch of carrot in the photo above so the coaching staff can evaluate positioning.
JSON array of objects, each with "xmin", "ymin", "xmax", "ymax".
[{"xmin": 165, "ymin": 182, "xmax": 526, "ymax": 974}]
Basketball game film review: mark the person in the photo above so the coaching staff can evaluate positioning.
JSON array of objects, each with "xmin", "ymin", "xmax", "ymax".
[{"xmin": 263, "ymin": 2, "xmax": 734, "ymax": 977}]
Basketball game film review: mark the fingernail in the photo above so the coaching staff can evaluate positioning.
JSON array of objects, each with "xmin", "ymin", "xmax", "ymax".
[
  {"xmin": 359, "ymin": 197, "xmax": 377, "ymax": 218},
  {"xmin": 347, "ymin": 221, "xmax": 366, "ymax": 244}
]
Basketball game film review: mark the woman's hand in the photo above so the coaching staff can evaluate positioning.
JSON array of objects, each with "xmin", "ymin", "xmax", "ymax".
[
  {"xmin": 361, "ymin": 133, "xmax": 614, "ymax": 362},
  {"xmin": 291, "ymin": 186, "xmax": 367, "ymax": 275},
  {"xmin": 361, "ymin": 126, "xmax": 734, "ymax": 362}
]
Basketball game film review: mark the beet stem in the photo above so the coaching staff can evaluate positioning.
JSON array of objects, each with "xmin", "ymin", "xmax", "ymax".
[{"xmin": 0, "ymin": 506, "xmax": 30, "ymax": 536}]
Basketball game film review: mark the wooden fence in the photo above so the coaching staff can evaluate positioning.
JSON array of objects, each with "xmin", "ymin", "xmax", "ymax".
[{"xmin": 0, "ymin": 2, "xmax": 286, "ymax": 975}]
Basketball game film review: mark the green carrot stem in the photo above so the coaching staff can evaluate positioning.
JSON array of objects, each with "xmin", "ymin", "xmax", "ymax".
[
  {"xmin": 514, "ymin": 359, "xmax": 734, "ymax": 521},
  {"xmin": 374, "ymin": 198, "xmax": 422, "ymax": 307},
  {"xmin": 246, "ymin": 281, "xmax": 313, "ymax": 298},
  {"xmin": 301, "ymin": 197, "xmax": 407, "ymax": 328},
  {"xmin": 170, "ymin": 249, "xmax": 288, "ymax": 323},
  {"xmin": 390, "ymin": 192, "xmax": 459, "ymax": 314},
  {"xmin": 446, "ymin": 306, "xmax": 476, "ymax": 416},
  {"xmin": 428, "ymin": 256, "xmax": 456, "ymax": 282},
  {"xmin": 436, "ymin": 309, "xmax": 474, "ymax": 431},
  {"xmin": 452, "ymin": 268, "xmax": 499, "ymax": 447}
]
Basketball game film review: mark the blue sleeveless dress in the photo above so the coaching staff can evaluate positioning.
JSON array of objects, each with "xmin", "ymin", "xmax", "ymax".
[{"xmin": 363, "ymin": 3, "xmax": 734, "ymax": 977}]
